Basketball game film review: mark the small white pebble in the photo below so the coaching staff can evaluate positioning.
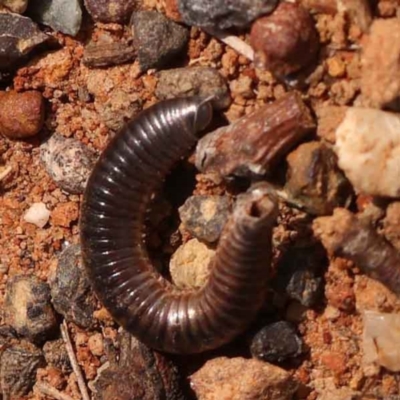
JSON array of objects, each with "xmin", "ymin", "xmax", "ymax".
[
  {"xmin": 363, "ymin": 310, "xmax": 400, "ymax": 372},
  {"xmin": 23, "ymin": 203, "xmax": 51, "ymax": 228},
  {"xmin": 335, "ymin": 108, "xmax": 400, "ymax": 197}
]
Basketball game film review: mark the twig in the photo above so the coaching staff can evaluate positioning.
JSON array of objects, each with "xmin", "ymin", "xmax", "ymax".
[
  {"xmin": 60, "ymin": 321, "xmax": 91, "ymax": 400},
  {"xmin": 36, "ymin": 382, "xmax": 75, "ymax": 400},
  {"xmin": 204, "ymin": 28, "xmax": 254, "ymax": 61}
]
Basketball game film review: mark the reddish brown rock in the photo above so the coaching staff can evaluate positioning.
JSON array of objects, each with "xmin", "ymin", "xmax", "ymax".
[
  {"xmin": 84, "ymin": 0, "xmax": 139, "ymax": 23},
  {"xmin": 250, "ymin": 2, "xmax": 319, "ymax": 76},
  {"xmin": 51, "ymin": 201, "xmax": 79, "ymax": 227},
  {"xmin": 190, "ymin": 357, "xmax": 298, "ymax": 400},
  {"xmin": 0, "ymin": 90, "xmax": 44, "ymax": 139},
  {"xmin": 361, "ymin": 18, "xmax": 400, "ymax": 109},
  {"xmin": 195, "ymin": 92, "xmax": 315, "ymax": 178}
]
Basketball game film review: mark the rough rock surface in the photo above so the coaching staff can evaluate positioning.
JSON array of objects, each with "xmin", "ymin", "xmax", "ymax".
[
  {"xmin": 84, "ymin": 0, "xmax": 138, "ymax": 23},
  {"xmin": 190, "ymin": 357, "xmax": 298, "ymax": 400}
]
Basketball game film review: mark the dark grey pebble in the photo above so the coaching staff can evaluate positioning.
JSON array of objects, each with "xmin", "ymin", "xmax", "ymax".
[
  {"xmin": 0, "ymin": 341, "xmax": 45, "ymax": 397},
  {"xmin": 177, "ymin": 0, "xmax": 278, "ymax": 30},
  {"xmin": 40, "ymin": 134, "xmax": 97, "ymax": 195},
  {"xmin": 4, "ymin": 275, "xmax": 58, "ymax": 344},
  {"xmin": 179, "ymin": 195, "xmax": 231, "ymax": 243},
  {"xmin": 156, "ymin": 67, "xmax": 231, "ymax": 110},
  {"xmin": 43, "ymin": 339, "xmax": 72, "ymax": 373},
  {"xmin": 50, "ymin": 244, "xmax": 97, "ymax": 329},
  {"xmin": 131, "ymin": 11, "xmax": 189, "ymax": 71},
  {"xmin": 273, "ymin": 244, "xmax": 326, "ymax": 308},
  {"xmin": 250, "ymin": 321, "xmax": 303, "ymax": 363},
  {"xmin": 27, "ymin": 0, "xmax": 82, "ymax": 36},
  {"xmin": 0, "ymin": 13, "xmax": 50, "ymax": 71}
]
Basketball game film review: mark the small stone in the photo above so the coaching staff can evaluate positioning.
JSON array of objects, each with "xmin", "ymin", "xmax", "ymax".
[
  {"xmin": 51, "ymin": 201, "xmax": 79, "ymax": 227},
  {"xmin": 131, "ymin": 11, "xmax": 189, "ymax": 71},
  {"xmin": 335, "ymin": 108, "xmax": 400, "ymax": 198},
  {"xmin": 250, "ymin": 3, "xmax": 319, "ymax": 76},
  {"xmin": 273, "ymin": 243, "xmax": 326, "ymax": 307},
  {"xmin": 23, "ymin": 202, "xmax": 51, "ymax": 228},
  {"xmin": 4, "ymin": 275, "xmax": 58, "ymax": 344},
  {"xmin": 43, "ymin": 339, "xmax": 71, "ymax": 373},
  {"xmin": 0, "ymin": 90, "xmax": 45, "ymax": 139},
  {"xmin": 27, "ymin": 0, "xmax": 82, "ymax": 36},
  {"xmin": 177, "ymin": 0, "xmax": 278, "ymax": 30},
  {"xmin": 190, "ymin": 357, "xmax": 298, "ymax": 400},
  {"xmin": 84, "ymin": 0, "xmax": 138, "ymax": 23},
  {"xmin": 196, "ymin": 92, "xmax": 315, "ymax": 179},
  {"xmin": 169, "ymin": 238, "xmax": 214, "ymax": 289},
  {"xmin": 363, "ymin": 310, "xmax": 400, "ymax": 372},
  {"xmin": 285, "ymin": 142, "xmax": 353, "ymax": 216},
  {"xmin": 92, "ymin": 330, "xmax": 185, "ymax": 400},
  {"xmin": 88, "ymin": 333, "xmax": 104, "ymax": 357},
  {"xmin": 50, "ymin": 244, "xmax": 97, "ymax": 328},
  {"xmin": 156, "ymin": 67, "xmax": 231, "ymax": 110},
  {"xmin": 179, "ymin": 195, "xmax": 231, "ymax": 243},
  {"xmin": 1, "ymin": 0, "xmax": 28, "ymax": 13},
  {"xmin": 250, "ymin": 321, "xmax": 303, "ymax": 363},
  {"xmin": 40, "ymin": 133, "xmax": 97, "ymax": 194},
  {"xmin": 83, "ymin": 41, "xmax": 136, "ymax": 68},
  {"xmin": 361, "ymin": 18, "xmax": 400, "ymax": 109},
  {"xmin": 0, "ymin": 341, "xmax": 45, "ymax": 397},
  {"xmin": 0, "ymin": 12, "xmax": 50, "ymax": 71}
]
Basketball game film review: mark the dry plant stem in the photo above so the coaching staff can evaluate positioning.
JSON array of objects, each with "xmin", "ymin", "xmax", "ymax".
[
  {"xmin": 60, "ymin": 322, "xmax": 91, "ymax": 400},
  {"xmin": 204, "ymin": 28, "xmax": 254, "ymax": 61},
  {"xmin": 36, "ymin": 382, "xmax": 75, "ymax": 400},
  {"xmin": 313, "ymin": 208, "xmax": 400, "ymax": 294},
  {"xmin": 196, "ymin": 91, "xmax": 315, "ymax": 178}
]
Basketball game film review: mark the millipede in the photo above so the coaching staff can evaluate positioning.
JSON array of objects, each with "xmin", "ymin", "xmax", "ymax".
[{"xmin": 80, "ymin": 96, "xmax": 278, "ymax": 354}]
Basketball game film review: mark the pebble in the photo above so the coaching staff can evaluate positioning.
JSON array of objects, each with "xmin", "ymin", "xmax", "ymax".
[
  {"xmin": 335, "ymin": 107, "xmax": 400, "ymax": 198},
  {"xmin": 84, "ymin": 0, "xmax": 138, "ymax": 23},
  {"xmin": 363, "ymin": 310, "xmax": 400, "ymax": 372},
  {"xmin": 27, "ymin": 0, "xmax": 82, "ymax": 36},
  {"xmin": 273, "ymin": 244, "xmax": 325, "ymax": 307},
  {"xmin": 156, "ymin": 66, "xmax": 231, "ymax": 109},
  {"xmin": 0, "ymin": 90, "xmax": 45, "ymax": 139},
  {"xmin": 1, "ymin": 0, "xmax": 28, "ymax": 13},
  {"xmin": 315, "ymin": 105, "xmax": 347, "ymax": 144},
  {"xmin": 50, "ymin": 244, "xmax": 97, "ymax": 328},
  {"xmin": 179, "ymin": 195, "xmax": 231, "ymax": 243},
  {"xmin": 0, "ymin": 341, "xmax": 45, "ymax": 397},
  {"xmin": 250, "ymin": 321, "xmax": 303, "ymax": 363},
  {"xmin": 92, "ymin": 330, "xmax": 185, "ymax": 400},
  {"xmin": 88, "ymin": 333, "xmax": 104, "ymax": 357},
  {"xmin": 169, "ymin": 238, "xmax": 214, "ymax": 289},
  {"xmin": 177, "ymin": 0, "xmax": 278, "ymax": 30},
  {"xmin": 190, "ymin": 357, "xmax": 298, "ymax": 400},
  {"xmin": 196, "ymin": 92, "xmax": 315, "ymax": 178},
  {"xmin": 40, "ymin": 133, "xmax": 97, "ymax": 195},
  {"xmin": 4, "ymin": 275, "xmax": 58, "ymax": 344},
  {"xmin": 43, "ymin": 339, "xmax": 71, "ymax": 373},
  {"xmin": 250, "ymin": 2, "xmax": 319, "ymax": 76},
  {"xmin": 131, "ymin": 11, "xmax": 189, "ymax": 71},
  {"xmin": 23, "ymin": 202, "xmax": 51, "ymax": 228},
  {"xmin": 361, "ymin": 18, "xmax": 400, "ymax": 109},
  {"xmin": 0, "ymin": 13, "xmax": 49, "ymax": 71},
  {"xmin": 285, "ymin": 141, "xmax": 353, "ymax": 216}
]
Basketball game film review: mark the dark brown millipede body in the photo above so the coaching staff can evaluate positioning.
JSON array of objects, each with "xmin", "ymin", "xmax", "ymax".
[{"xmin": 80, "ymin": 96, "xmax": 278, "ymax": 354}]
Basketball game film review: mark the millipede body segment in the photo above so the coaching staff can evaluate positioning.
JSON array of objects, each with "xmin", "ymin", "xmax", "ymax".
[{"xmin": 80, "ymin": 97, "xmax": 278, "ymax": 354}]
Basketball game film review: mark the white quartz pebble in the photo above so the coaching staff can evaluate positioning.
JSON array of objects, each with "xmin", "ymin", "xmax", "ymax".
[
  {"xmin": 335, "ymin": 108, "xmax": 400, "ymax": 197},
  {"xmin": 23, "ymin": 202, "xmax": 51, "ymax": 228},
  {"xmin": 363, "ymin": 310, "xmax": 400, "ymax": 372}
]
